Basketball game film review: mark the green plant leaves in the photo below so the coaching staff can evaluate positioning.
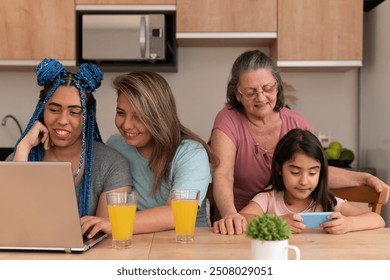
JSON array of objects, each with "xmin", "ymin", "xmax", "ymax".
[{"xmin": 246, "ymin": 214, "xmax": 291, "ymax": 241}]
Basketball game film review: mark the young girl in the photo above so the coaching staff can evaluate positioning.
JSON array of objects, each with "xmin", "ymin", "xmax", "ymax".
[{"xmin": 214, "ymin": 128, "xmax": 385, "ymax": 234}]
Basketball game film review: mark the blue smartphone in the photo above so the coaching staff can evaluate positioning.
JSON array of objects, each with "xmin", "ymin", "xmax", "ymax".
[{"xmin": 298, "ymin": 212, "xmax": 334, "ymax": 228}]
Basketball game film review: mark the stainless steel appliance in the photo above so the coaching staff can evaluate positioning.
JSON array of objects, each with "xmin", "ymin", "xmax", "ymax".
[{"xmin": 76, "ymin": 7, "xmax": 176, "ymax": 72}]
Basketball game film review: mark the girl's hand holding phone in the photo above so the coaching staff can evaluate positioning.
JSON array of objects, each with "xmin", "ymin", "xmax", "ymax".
[
  {"xmin": 321, "ymin": 212, "xmax": 351, "ymax": 234},
  {"xmin": 281, "ymin": 213, "xmax": 306, "ymax": 234}
]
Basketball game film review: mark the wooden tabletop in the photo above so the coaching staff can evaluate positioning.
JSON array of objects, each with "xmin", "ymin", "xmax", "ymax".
[
  {"xmin": 290, "ymin": 227, "xmax": 390, "ymax": 260},
  {"xmin": 1, "ymin": 227, "xmax": 390, "ymax": 260}
]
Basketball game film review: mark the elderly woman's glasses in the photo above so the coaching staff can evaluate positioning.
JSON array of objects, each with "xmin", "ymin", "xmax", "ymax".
[{"xmin": 237, "ymin": 82, "xmax": 277, "ymax": 99}]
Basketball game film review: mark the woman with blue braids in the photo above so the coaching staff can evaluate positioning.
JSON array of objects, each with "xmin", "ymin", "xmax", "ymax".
[{"xmin": 9, "ymin": 58, "xmax": 132, "ymax": 238}]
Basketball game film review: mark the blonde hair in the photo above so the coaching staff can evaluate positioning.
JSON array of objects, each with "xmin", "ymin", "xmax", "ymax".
[{"xmin": 113, "ymin": 72, "xmax": 214, "ymax": 195}]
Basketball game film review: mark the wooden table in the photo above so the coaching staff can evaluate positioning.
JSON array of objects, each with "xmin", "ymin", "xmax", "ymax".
[{"xmin": 1, "ymin": 227, "xmax": 390, "ymax": 260}]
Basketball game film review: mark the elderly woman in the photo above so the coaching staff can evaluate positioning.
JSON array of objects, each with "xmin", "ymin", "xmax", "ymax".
[{"xmin": 210, "ymin": 50, "xmax": 388, "ymax": 235}]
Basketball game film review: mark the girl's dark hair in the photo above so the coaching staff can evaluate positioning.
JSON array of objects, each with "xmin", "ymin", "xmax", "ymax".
[
  {"xmin": 271, "ymin": 129, "xmax": 337, "ymax": 211},
  {"xmin": 226, "ymin": 50, "xmax": 285, "ymax": 113}
]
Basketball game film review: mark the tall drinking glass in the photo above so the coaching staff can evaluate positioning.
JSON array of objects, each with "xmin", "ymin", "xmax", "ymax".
[
  {"xmin": 106, "ymin": 192, "xmax": 138, "ymax": 249},
  {"xmin": 170, "ymin": 189, "xmax": 200, "ymax": 243}
]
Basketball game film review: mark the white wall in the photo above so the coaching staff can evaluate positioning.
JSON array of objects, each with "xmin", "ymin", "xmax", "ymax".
[
  {"xmin": 0, "ymin": 48, "xmax": 359, "ymax": 165},
  {"xmin": 360, "ymin": 1, "xmax": 390, "ymax": 224}
]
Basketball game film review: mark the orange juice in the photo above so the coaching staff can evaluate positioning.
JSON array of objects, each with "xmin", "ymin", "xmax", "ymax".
[
  {"xmin": 108, "ymin": 203, "xmax": 136, "ymax": 241},
  {"xmin": 171, "ymin": 199, "xmax": 198, "ymax": 235}
]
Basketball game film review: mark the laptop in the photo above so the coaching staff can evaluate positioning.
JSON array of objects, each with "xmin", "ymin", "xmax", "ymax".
[{"xmin": 0, "ymin": 161, "xmax": 107, "ymax": 253}]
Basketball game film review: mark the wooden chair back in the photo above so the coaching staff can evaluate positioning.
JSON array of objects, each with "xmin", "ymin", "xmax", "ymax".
[{"xmin": 330, "ymin": 185, "xmax": 390, "ymax": 215}]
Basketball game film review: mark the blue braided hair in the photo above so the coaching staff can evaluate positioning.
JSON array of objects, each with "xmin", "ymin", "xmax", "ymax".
[{"xmin": 14, "ymin": 58, "xmax": 104, "ymax": 217}]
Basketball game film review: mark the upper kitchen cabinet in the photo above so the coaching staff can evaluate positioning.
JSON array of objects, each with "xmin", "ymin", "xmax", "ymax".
[
  {"xmin": 176, "ymin": 0, "xmax": 277, "ymax": 47},
  {"xmin": 75, "ymin": 0, "xmax": 175, "ymax": 4},
  {"xmin": 0, "ymin": 0, "xmax": 75, "ymax": 64},
  {"xmin": 272, "ymin": 0, "xmax": 363, "ymax": 68}
]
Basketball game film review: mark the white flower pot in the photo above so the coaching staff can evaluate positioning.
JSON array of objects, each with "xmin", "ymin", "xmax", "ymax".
[{"xmin": 251, "ymin": 239, "xmax": 300, "ymax": 260}]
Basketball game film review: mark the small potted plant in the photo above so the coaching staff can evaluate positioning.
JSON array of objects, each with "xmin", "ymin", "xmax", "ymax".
[{"xmin": 246, "ymin": 214, "xmax": 300, "ymax": 260}]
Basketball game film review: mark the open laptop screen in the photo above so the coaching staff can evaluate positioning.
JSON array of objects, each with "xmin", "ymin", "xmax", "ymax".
[{"xmin": 0, "ymin": 161, "xmax": 106, "ymax": 252}]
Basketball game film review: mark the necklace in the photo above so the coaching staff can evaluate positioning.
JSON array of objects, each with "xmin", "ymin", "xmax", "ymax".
[
  {"xmin": 284, "ymin": 196, "xmax": 314, "ymax": 213},
  {"xmin": 300, "ymin": 200, "xmax": 315, "ymax": 212}
]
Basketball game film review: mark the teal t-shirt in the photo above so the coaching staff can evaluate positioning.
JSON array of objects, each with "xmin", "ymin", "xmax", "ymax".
[{"xmin": 106, "ymin": 134, "xmax": 211, "ymax": 227}]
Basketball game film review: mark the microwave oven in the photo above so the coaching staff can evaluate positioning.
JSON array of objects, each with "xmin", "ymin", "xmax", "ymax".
[{"xmin": 76, "ymin": 8, "xmax": 177, "ymax": 72}]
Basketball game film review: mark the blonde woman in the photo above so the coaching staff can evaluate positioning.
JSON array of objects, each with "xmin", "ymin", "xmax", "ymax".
[{"xmin": 84, "ymin": 72, "xmax": 214, "ymax": 236}]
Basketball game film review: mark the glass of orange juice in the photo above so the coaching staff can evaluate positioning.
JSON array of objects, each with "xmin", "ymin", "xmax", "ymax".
[
  {"xmin": 106, "ymin": 192, "xmax": 138, "ymax": 249},
  {"xmin": 170, "ymin": 189, "xmax": 200, "ymax": 243}
]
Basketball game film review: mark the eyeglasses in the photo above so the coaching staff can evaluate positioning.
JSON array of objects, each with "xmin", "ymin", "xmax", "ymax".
[{"xmin": 236, "ymin": 81, "xmax": 277, "ymax": 99}]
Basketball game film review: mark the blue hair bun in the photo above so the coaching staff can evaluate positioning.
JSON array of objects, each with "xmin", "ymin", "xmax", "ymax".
[
  {"xmin": 76, "ymin": 63, "xmax": 104, "ymax": 94},
  {"xmin": 36, "ymin": 58, "xmax": 66, "ymax": 86}
]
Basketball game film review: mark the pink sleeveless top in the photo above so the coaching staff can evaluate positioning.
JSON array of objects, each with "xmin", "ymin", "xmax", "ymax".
[{"xmin": 213, "ymin": 106, "xmax": 313, "ymax": 211}]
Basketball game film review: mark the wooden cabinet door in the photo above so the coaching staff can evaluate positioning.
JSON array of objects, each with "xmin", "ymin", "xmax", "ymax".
[
  {"xmin": 75, "ymin": 0, "xmax": 175, "ymax": 4},
  {"xmin": 275, "ymin": 0, "xmax": 363, "ymax": 62},
  {"xmin": 177, "ymin": 0, "xmax": 277, "ymax": 32},
  {"xmin": 0, "ymin": 0, "xmax": 75, "ymax": 60}
]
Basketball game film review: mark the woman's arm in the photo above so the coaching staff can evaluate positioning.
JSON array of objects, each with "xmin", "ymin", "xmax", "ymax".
[
  {"xmin": 133, "ymin": 205, "xmax": 175, "ymax": 234},
  {"xmin": 210, "ymin": 129, "xmax": 247, "ymax": 234},
  {"xmin": 328, "ymin": 166, "xmax": 388, "ymax": 192},
  {"xmin": 13, "ymin": 121, "xmax": 50, "ymax": 161}
]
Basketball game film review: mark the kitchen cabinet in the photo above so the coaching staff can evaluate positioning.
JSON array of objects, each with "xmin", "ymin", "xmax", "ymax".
[
  {"xmin": 75, "ymin": 0, "xmax": 175, "ymax": 4},
  {"xmin": 0, "ymin": 0, "xmax": 364, "ymax": 70},
  {"xmin": 272, "ymin": 0, "xmax": 363, "ymax": 68},
  {"xmin": 0, "ymin": 0, "xmax": 75, "ymax": 62},
  {"xmin": 176, "ymin": 0, "xmax": 277, "ymax": 46},
  {"xmin": 75, "ymin": 0, "xmax": 176, "ymax": 5}
]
